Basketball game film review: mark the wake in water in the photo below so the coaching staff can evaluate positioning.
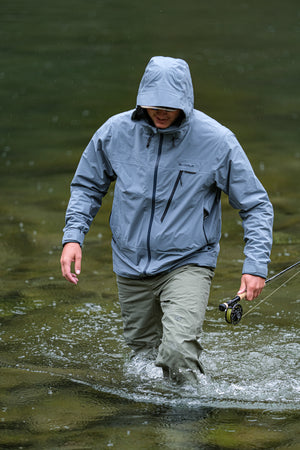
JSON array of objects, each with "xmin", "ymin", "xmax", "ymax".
[
  {"xmin": 117, "ymin": 317, "xmax": 300, "ymax": 411},
  {"xmin": 1, "ymin": 291, "xmax": 299, "ymax": 412}
]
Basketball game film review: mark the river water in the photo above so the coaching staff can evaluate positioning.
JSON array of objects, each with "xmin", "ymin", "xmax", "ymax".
[{"xmin": 1, "ymin": 0, "xmax": 299, "ymax": 448}]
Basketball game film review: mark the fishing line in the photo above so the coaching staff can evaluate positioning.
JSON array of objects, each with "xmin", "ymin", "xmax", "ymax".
[
  {"xmin": 219, "ymin": 261, "xmax": 300, "ymax": 325},
  {"xmin": 242, "ymin": 269, "xmax": 300, "ymax": 319}
]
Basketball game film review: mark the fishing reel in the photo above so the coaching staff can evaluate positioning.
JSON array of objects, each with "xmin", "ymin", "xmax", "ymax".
[
  {"xmin": 218, "ymin": 261, "xmax": 300, "ymax": 324},
  {"xmin": 219, "ymin": 295, "xmax": 243, "ymax": 325}
]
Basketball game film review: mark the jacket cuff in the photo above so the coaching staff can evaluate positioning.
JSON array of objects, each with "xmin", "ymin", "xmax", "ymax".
[
  {"xmin": 242, "ymin": 260, "xmax": 268, "ymax": 279},
  {"xmin": 62, "ymin": 229, "xmax": 85, "ymax": 247}
]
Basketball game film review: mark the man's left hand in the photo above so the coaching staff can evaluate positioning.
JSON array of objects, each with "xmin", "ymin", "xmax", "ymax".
[{"xmin": 237, "ymin": 274, "xmax": 265, "ymax": 301}]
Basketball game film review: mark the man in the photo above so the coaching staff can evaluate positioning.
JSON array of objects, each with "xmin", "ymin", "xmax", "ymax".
[{"xmin": 60, "ymin": 56, "xmax": 273, "ymax": 384}]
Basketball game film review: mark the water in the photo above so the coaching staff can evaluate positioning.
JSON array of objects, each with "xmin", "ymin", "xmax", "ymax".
[
  {"xmin": 1, "ymin": 280, "xmax": 299, "ymax": 448},
  {"xmin": 1, "ymin": 0, "xmax": 300, "ymax": 447}
]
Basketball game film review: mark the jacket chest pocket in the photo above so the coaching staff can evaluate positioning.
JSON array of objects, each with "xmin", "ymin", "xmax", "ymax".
[{"xmin": 160, "ymin": 169, "xmax": 197, "ymax": 222}]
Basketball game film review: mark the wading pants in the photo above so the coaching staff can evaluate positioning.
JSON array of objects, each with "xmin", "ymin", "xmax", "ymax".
[{"xmin": 116, "ymin": 265, "xmax": 214, "ymax": 384}]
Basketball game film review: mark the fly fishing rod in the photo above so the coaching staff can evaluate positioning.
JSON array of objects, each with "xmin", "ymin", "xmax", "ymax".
[{"xmin": 219, "ymin": 260, "xmax": 300, "ymax": 325}]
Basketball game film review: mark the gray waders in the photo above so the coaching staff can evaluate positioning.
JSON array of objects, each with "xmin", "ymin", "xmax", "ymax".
[{"xmin": 117, "ymin": 265, "xmax": 214, "ymax": 384}]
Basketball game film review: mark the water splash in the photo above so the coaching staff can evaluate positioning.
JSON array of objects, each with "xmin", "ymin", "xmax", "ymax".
[{"xmin": 1, "ymin": 294, "xmax": 299, "ymax": 412}]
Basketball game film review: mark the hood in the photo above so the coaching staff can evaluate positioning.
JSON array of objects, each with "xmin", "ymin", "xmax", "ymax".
[{"xmin": 136, "ymin": 56, "xmax": 194, "ymax": 120}]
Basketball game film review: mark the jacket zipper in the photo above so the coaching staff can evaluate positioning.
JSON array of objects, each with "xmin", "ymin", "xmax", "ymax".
[
  {"xmin": 143, "ymin": 134, "xmax": 164, "ymax": 275},
  {"xmin": 160, "ymin": 170, "xmax": 196, "ymax": 223},
  {"xmin": 203, "ymin": 208, "xmax": 209, "ymax": 244}
]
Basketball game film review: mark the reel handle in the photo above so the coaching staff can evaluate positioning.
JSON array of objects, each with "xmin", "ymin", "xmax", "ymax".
[{"xmin": 219, "ymin": 291, "xmax": 247, "ymax": 311}]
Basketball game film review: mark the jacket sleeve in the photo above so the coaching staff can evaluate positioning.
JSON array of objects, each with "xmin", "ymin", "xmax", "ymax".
[
  {"xmin": 216, "ymin": 132, "xmax": 273, "ymax": 278},
  {"xmin": 62, "ymin": 128, "xmax": 116, "ymax": 246}
]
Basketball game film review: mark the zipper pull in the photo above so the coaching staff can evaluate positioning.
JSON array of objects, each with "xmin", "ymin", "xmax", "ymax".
[{"xmin": 146, "ymin": 133, "xmax": 153, "ymax": 148}]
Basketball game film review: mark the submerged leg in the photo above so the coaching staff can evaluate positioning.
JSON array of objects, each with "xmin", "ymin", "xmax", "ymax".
[
  {"xmin": 154, "ymin": 265, "xmax": 214, "ymax": 384},
  {"xmin": 116, "ymin": 275, "xmax": 163, "ymax": 358}
]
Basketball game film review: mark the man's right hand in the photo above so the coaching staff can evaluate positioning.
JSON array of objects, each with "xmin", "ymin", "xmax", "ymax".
[{"xmin": 60, "ymin": 242, "xmax": 82, "ymax": 285}]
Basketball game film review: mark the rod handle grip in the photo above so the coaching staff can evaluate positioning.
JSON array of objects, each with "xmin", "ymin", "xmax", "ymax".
[{"xmin": 238, "ymin": 291, "xmax": 247, "ymax": 300}]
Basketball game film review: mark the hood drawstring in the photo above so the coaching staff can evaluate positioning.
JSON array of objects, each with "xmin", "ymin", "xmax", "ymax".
[
  {"xmin": 146, "ymin": 133, "xmax": 153, "ymax": 148},
  {"xmin": 146, "ymin": 131, "xmax": 180, "ymax": 149}
]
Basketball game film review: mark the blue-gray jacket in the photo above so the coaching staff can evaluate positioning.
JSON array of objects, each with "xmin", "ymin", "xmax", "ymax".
[{"xmin": 63, "ymin": 56, "xmax": 273, "ymax": 278}]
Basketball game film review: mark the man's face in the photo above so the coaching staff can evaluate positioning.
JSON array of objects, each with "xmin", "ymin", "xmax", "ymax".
[{"xmin": 146, "ymin": 108, "xmax": 181, "ymax": 129}]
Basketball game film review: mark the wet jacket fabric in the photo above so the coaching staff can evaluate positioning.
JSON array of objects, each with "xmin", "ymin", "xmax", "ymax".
[{"xmin": 63, "ymin": 56, "xmax": 273, "ymax": 279}]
